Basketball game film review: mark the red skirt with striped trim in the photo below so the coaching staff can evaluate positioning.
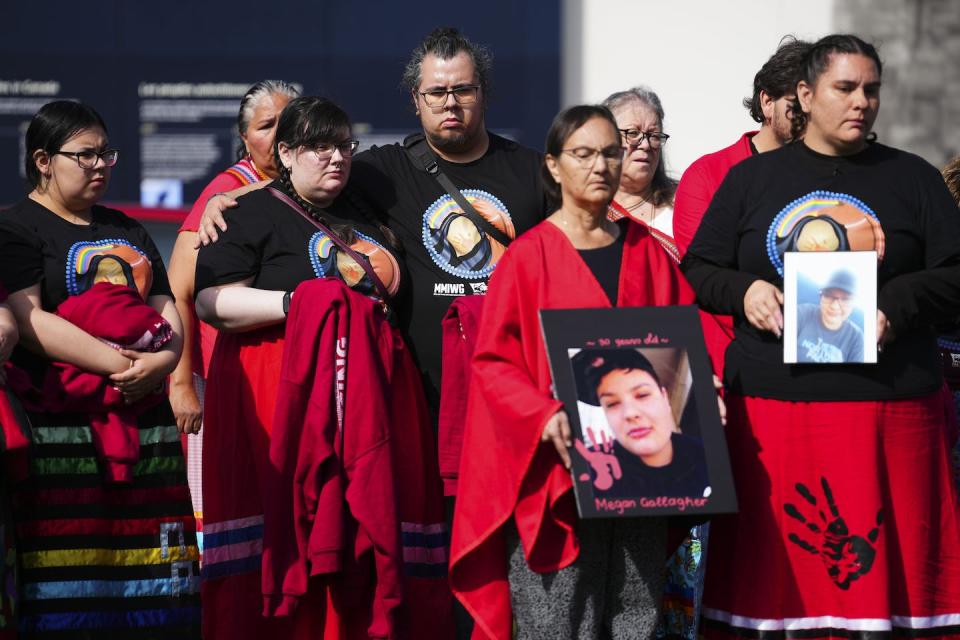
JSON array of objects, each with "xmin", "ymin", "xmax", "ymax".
[{"xmin": 702, "ymin": 389, "xmax": 960, "ymax": 640}]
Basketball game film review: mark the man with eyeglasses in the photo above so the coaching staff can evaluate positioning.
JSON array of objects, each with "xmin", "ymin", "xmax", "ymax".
[
  {"xmin": 797, "ymin": 270, "xmax": 864, "ymax": 363},
  {"xmin": 673, "ymin": 37, "xmax": 811, "ymax": 374},
  {"xmin": 350, "ymin": 26, "xmax": 546, "ymax": 420}
]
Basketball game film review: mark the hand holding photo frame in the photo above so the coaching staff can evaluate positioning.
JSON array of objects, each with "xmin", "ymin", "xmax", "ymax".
[
  {"xmin": 540, "ymin": 306, "xmax": 737, "ymax": 519},
  {"xmin": 783, "ymin": 251, "xmax": 878, "ymax": 364}
]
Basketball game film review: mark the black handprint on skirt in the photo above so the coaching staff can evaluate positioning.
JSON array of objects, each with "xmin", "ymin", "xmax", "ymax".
[{"xmin": 784, "ymin": 476, "xmax": 882, "ymax": 590}]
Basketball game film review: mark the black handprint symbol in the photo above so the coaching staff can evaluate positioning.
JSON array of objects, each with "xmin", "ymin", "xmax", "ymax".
[{"xmin": 784, "ymin": 476, "xmax": 882, "ymax": 590}]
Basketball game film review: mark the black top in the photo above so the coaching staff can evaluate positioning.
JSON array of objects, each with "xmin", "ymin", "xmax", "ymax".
[
  {"xmin": 195, "ymin": 185, "xmax": 403, "ymax": 300},
  {"xmin": 350, "ymin": 133, "xmax": 547, "ymax": 406},
  {"xmin": 577, "ymin": 220, "xmax": 627, "ymax": 305},
  {"xmin": 0, "ymin": 198, "xmax": 173, "ymax": 383},
  {"xmin": 682, "ymin": 141, "xmax": 960, "ymax": 401},
  {"xmin": 598, "ymin": 433, "xmax": 710, "ymax": 499}
]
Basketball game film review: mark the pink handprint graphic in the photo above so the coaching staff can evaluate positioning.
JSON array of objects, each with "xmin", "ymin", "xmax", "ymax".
[{"xmin": 574, "ymin": 426, "xmax": 622, "ymax": 490}]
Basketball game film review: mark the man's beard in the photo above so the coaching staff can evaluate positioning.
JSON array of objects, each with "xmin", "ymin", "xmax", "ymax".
[{"xmin": 425, "ymin": 128, "xmax": 477, "ymax": 155}]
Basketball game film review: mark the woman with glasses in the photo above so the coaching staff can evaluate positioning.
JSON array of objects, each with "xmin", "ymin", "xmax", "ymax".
[
  {"xmin": 450, "ymin": 104, "xmax": 710, "ymax": 640},
  {"xmin": 602, "ymin": 87, "xmax": 677, "ymax": 243},
  {"xmin": 193, "ymin": 96, "xmax": 417, "ymax": 639},
  {"xmin": 166, "ymin": 81, "xmax": 298, "ymax": 556},
  {"xmin": 683, "ymin": 35, "xmax": 960, "ymax": 637},
  {"xmin": 0, "ymin": 100, "xmax": 200, "ymax": 637}
]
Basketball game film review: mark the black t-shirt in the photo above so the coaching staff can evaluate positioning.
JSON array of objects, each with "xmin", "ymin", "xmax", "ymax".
[
  {"xmin": 0, "ymin": 198, "xmax": 173, "ymax": 381},
  {"xmin": 350, "ymin": 133, "xmax": 547, "ymax": 405},
  {"xmin": 598, "ymin": 434, "xmax": 709, "ymax": 499},
  {"xmin": 577, "ymin": 220, "xmax": 627, "ymax": 305},
  {"xmin": 195, "ymin": 185, "xmax": 403, "ymax": 301},
  {"xmin": 682, "ymin": 142, "xmax": 960, "ymax": 400}
]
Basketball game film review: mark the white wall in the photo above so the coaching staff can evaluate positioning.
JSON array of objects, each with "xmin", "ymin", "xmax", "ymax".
[{"xmin": 563, "ymin": 0, "xmax": 835, "ymax": 177}]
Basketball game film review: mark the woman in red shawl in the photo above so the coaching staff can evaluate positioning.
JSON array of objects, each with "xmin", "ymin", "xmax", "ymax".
[{"xmin": 449, "ymin": 105, "xmax": 700, "ymax": 639}]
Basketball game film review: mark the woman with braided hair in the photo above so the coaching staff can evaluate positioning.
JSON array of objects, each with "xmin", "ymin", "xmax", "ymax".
[{"xmin": 193, "ymin": 97, "xmax": 438, "ymax": 639}]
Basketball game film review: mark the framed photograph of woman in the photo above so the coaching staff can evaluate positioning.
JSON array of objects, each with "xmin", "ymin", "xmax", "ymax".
[
  {"xmin": 783, "ymin": 251, "xmax": 878, "ymax": 364},
  {"xmin": 540, "ymin": 306, "xmax": 736, "ymax": 518}
]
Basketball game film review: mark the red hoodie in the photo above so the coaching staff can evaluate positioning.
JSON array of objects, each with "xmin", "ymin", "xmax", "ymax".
[{"xmin": 262, "ymin": 278, "xmax": 452, "ymax": 639}]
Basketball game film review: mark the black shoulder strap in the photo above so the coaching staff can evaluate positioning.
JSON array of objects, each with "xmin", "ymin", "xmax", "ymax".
[{"xmin": 402, "ymin": 133, "xmax": 513, "ymax": 247}]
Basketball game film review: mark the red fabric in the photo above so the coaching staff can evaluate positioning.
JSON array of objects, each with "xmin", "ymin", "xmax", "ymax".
[
  {"xmin": 262, "ymin": 278, "xmax": 452, "ymax": 639},
  {"xmin": 201, "ymin": 321, "xmax": 287, "ymax": 640},
  {"xmin": 438, "ymin": 295, "xmax": 485, "ymax": 496},
  {"xmin": 1, "ymin": 276, "xmax": 30, "ymax": 478},
  {"xmin": 672, "ymin": 132, "xmax": 755, "ymax": 257},
  {"xmin": 607, "ymin": 200, "xmax": 680, "ymax": 262},
  {"xmin": 702, "ymin": 390, "xmax": 960, "ymax": 639},
  {"xmin": 672, "ymin": 132, "xmax": 754, "ymax": 375},
  {"xmin": 7, "ymin": 283, "xmax": 170, "ymax": 483},
  {"xmin": 449, "ymin": 220, "xmax": 696, "ymax": 640},
  {"xmin": 262, "ymin": 279, "xmax": 400, "ymax": 637},
  {"xmin": 180, "ymin": 170, "xmax": 243, "ymax": 378}
]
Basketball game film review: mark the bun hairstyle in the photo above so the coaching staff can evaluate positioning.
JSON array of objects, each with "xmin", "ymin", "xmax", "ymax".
[
  {"xmin": 541, "ymin": 104, "xmax": 620, "ymax": 213},
  {"xmin": 273, "ymin": 96, "xmax": 400, "ymax": 251},
  {"xmin": 25, "ymin": 100, "xmax": 107, "ymax": 190},
  {"xmin": 573, "ymin": 348, "xmax": 662, "ymax": 406},
  {"xmin": 790, "ymin": 34, "xmax": 882, "ymax": 143},
  {"xmin": 235, "ymin": 80, "xmax": 300, "ymax": 161}
]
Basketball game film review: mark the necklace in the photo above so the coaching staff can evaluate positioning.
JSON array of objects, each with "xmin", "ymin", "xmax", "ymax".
[{"xmin": 625, "ymin": 197, "xmax": 647, "ymax": 212}]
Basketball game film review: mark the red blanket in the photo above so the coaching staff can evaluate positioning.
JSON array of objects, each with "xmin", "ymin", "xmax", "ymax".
[{"xmin": 9, "ymin": 282, "xmax": 171, "ymax": 482}]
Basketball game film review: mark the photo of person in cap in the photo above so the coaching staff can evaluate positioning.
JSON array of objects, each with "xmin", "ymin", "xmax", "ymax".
[
  {"xmin": 573, "ymin": 348, "xmax": 710, "ymax": 499},
  {"xmin": 797, "ymin": 269, "xmax": 865, "ymax": 363}
]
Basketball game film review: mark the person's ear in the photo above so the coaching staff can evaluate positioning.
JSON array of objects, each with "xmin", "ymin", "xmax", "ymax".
[
  {"xmin": 797, "ymin": 80, "xmax": 814, "ymax": 115},
  {"xmin": 33, "ymin": 148, "xmax": 52, "ymax": 181},
  {"xmin": 545, "ymin": 154, "xmax": 561, "ymax": 186},
  {"xmin": 759, "ymin": 90, "xmax": 777, "ymax": 124},
  {"xmin": 411, "ymin": 90, "xmax": 421, "ymax": 117},
  {"xmin": 277, "ymin": 143, "xmax": 294, "ymax": 171}
]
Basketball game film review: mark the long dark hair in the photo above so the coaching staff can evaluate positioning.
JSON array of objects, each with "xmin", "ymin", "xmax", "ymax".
[
  {"xmin": 273, "ymin": 97, "xmax": 399, "ymax": 250},
  {"xmin": 790, "ymin": 34, "xmax": 883, "ymax": 142},
  {"xmin": 25, "ymin": 100, "xmax": 108, "ymax": 190},
  {"xmin": 541, "ymin": 104, "xmax": 619, "ymax": 213}
]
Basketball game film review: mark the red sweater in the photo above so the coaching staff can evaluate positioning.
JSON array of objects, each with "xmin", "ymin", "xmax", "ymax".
[
  {"xmin": 672, "ymin": 132, "xmax": 755, "ymax": 374},
  {"xmin": 262, "ymin": 278, "xmax": 451, "ymax": 639}
]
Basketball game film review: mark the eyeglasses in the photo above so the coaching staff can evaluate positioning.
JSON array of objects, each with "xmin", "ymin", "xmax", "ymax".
[
  {"xmin": 53, "ymin": 148, "xmax": 119, "ymax": 169},
  {"xmin": 308, "ymin": 140, "xmax": 360, "ymax": 160},
  {"xmin": 618, "ymin": 129, "xmax": 670, "ymax": 149},
  {"xmin": 561, "ymin": 146, "xmax": 625, "ymax": 166},
  {"xmin": 821, "ymin": 293, "xmax": 853, "ymax": 306},
  {"xmin": 418, "ymin": 85, "xmax": 481, "ymax": 108}
]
